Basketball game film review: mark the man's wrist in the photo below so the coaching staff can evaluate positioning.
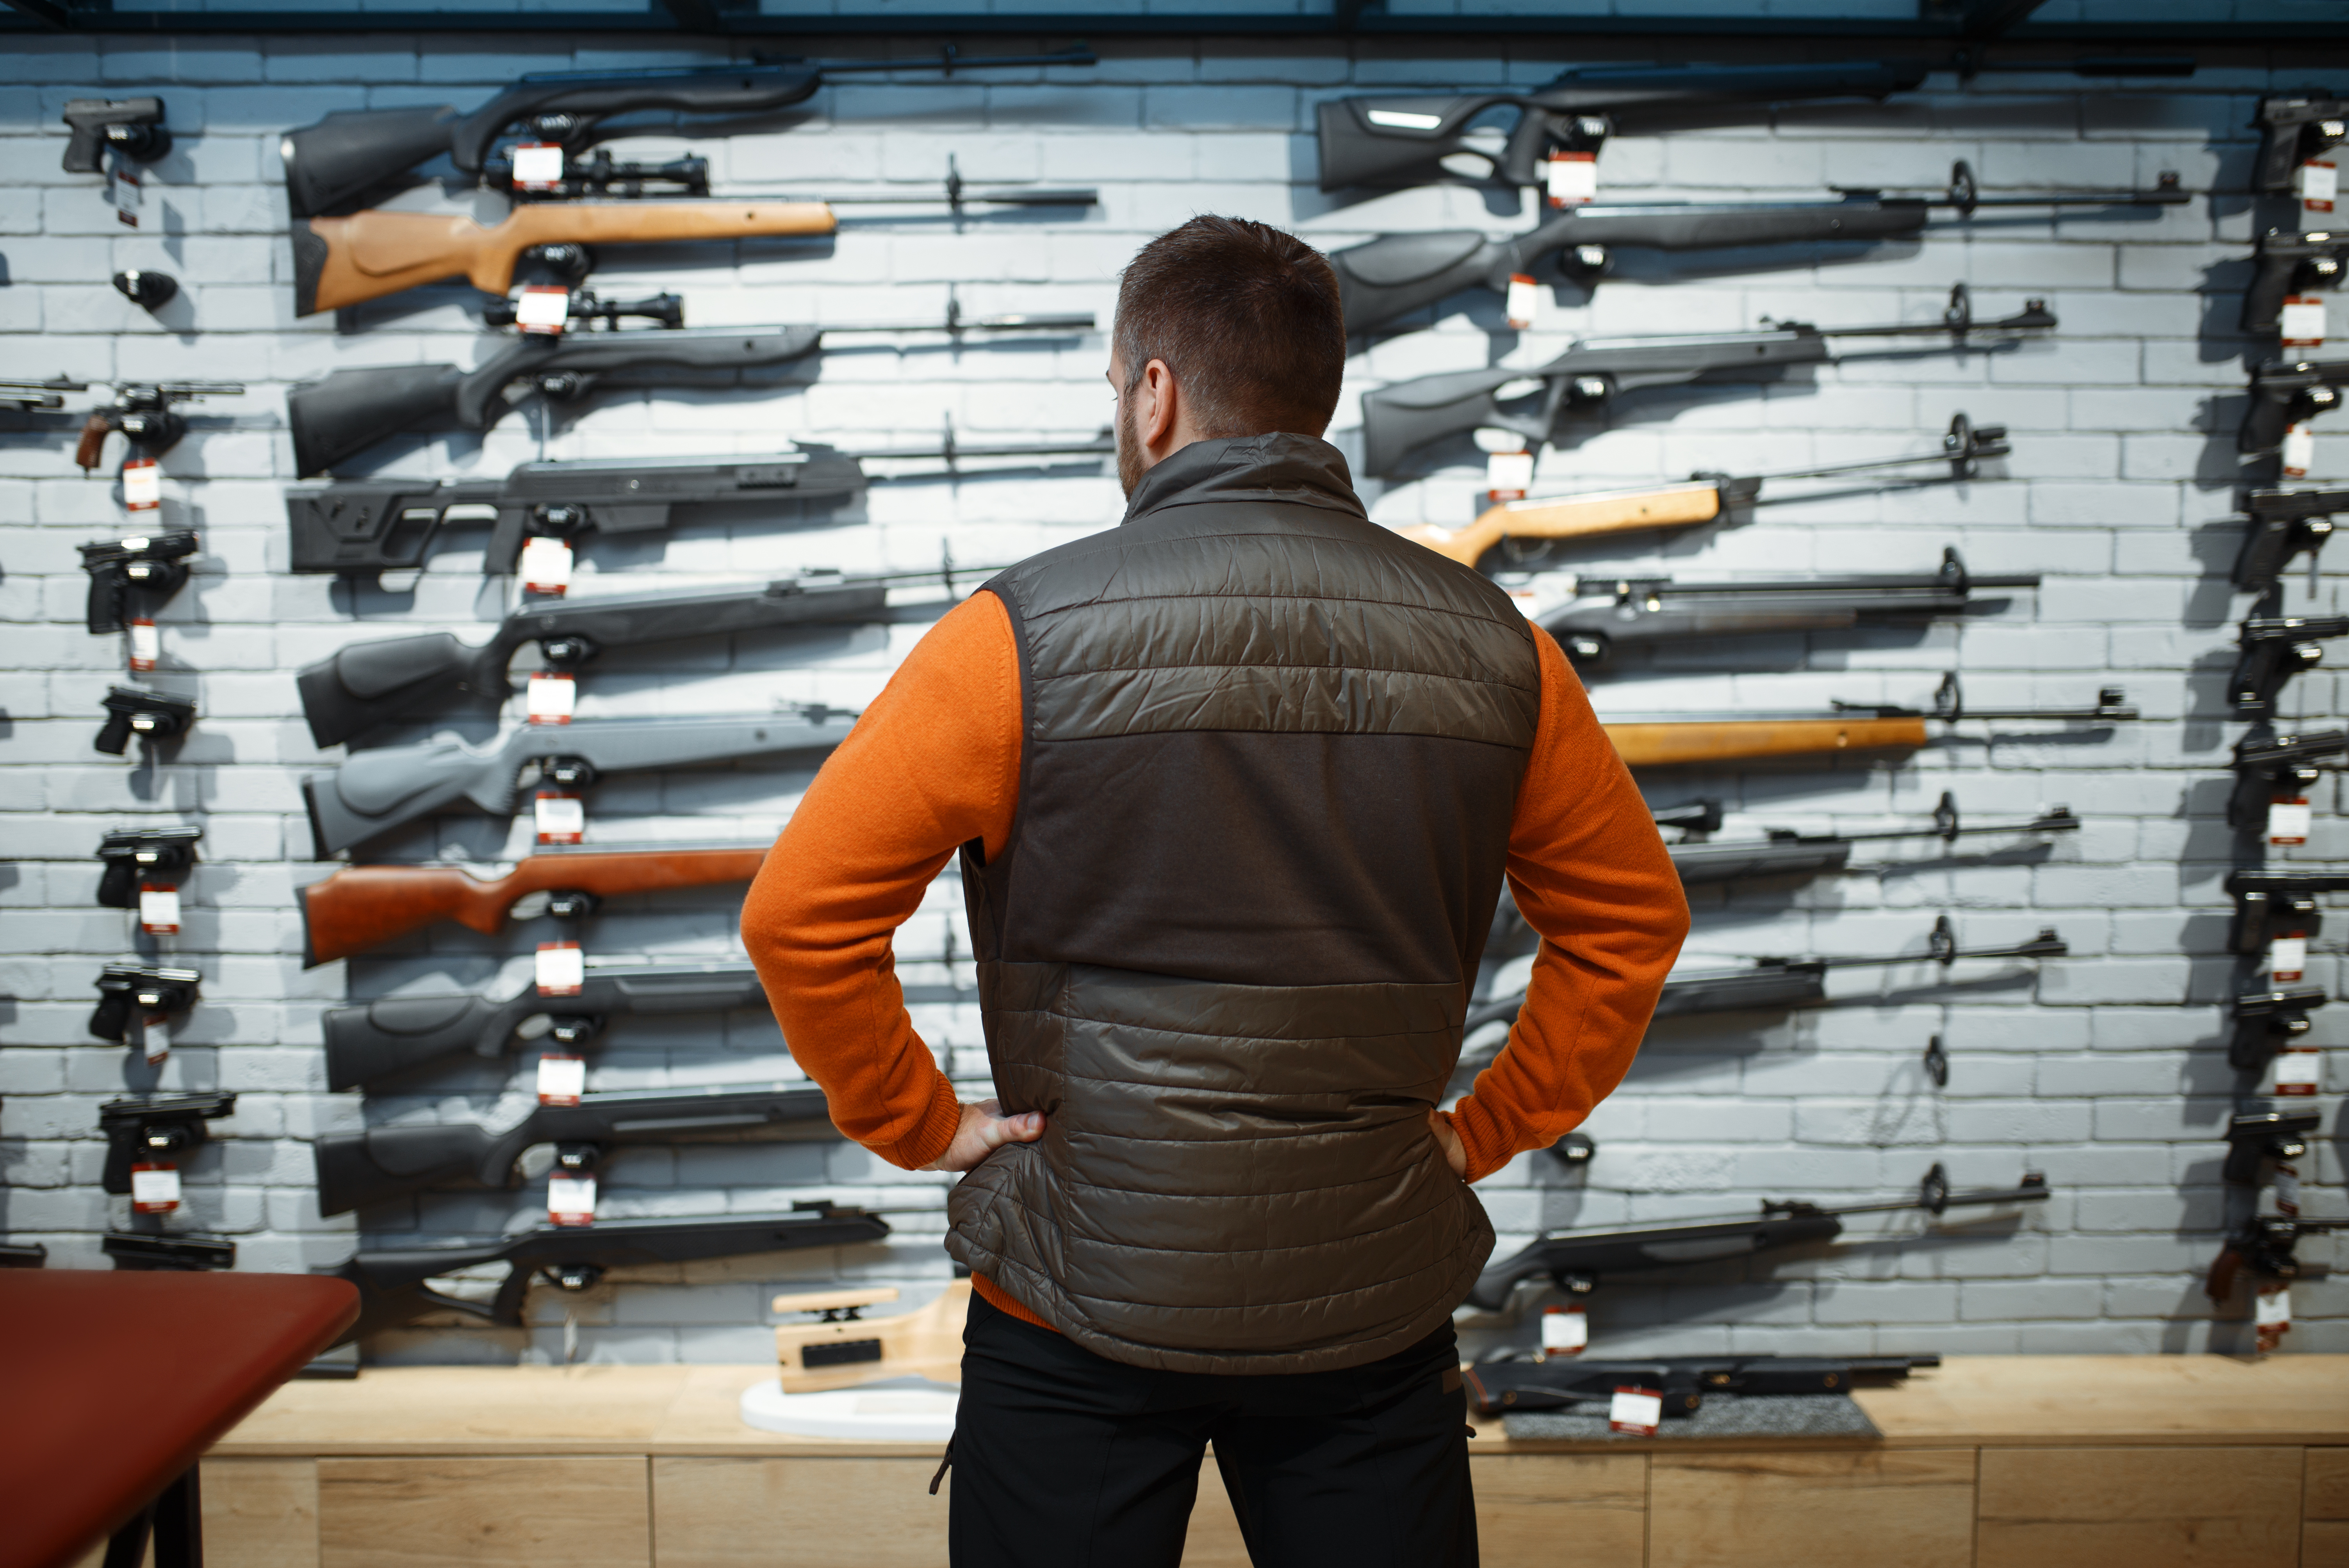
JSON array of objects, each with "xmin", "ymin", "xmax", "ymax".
[{"xmin": 892, "ymin": 1073, "xmax": 967, "ymax": 1170}]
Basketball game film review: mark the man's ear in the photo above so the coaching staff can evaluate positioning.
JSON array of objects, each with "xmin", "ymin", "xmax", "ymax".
[{"xmin": 1139, "ymin": 358, "xmax": 1180, "ymax": 449}]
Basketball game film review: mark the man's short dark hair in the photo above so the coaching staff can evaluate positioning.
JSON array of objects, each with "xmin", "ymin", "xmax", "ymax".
[{"xmin": 1114, "ymin": 216, "xmax": 1347, "ymax": 439}]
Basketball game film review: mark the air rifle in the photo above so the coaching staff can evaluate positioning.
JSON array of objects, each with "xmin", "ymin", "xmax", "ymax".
[
  {"xmin": 2230, "ymin": 614, "xmax": 2349, "ymax": 716},
  {"xmin": 2246, "ymin": 230, "xmax": 2346, "ymax": 336},
  {"xmin": 1359, "ymin": 284, "xmax": 2052, "ymax": 477},
  {"xmin": 96, "ymin": 825, "xmax": 203, "ymax": 909},
  {"xmin": 1465, "ymin": 1162, "xmax": 2049, "ymax": 1310},
  {"xmin": 2231, "ymin": 986, "xmax": 2328, "ymax": 1071},
  {"xmin": 62, "ymin": 97, "xmax": 169, "ymax": 173},
  {"xmin": 2204, "ymin": 1217, "xmax": 2345, "ymax": 1304},
  {"xmin": 2254, "ymin": 91, "xmax": 2348, "ymax": 194},
  {"xmin": 1397, "ymin": 413, "xmax": 2006, "ymax": 567},
  {"xmin": 314, "ymin": 1082, "xmax": 836, "ymax": 1213},
  {"xmin": 325, "ymin": 1201, "xmax": 893, "ymax": 1343},
  {"xmin": 94, "ymin": 685, "xmax": 195, "ymax": 756},
  {"xmin": 288, "ymin": 428, "xmax": 1110, "ymax": 579},
  {"xmin": 99, "ymin": 1093, "xmax": 235, "ymax": 1194},
  {"xmin": 1462, "ymin": 1353, "xmax": 1940, "ymax": 1420},
  {"xmin": 2222, "ymin": 1108, "xmax": 2322, "ymax": 1188},
  {"xmin": 2228, "ymin": 729, "xmax": 2347, "ymax": 830},
  {"xmin": 286, "ymin": 308, "xmax": 1093, "ymax": 477},
  {"xmin": 299, "ymin": 845, "xmax": 772, "ymax": 966},
  {"xmin": 79, "ymin": 530, "xmax": 199, "ymax": 636},
  {"xmin": 0, "ymin": 377, "xmax": 84, "ymax": 412},
  {"xmin": 2241, "ymin": 357, "xmax": 2349, "ymax": 454},
  {"xmin": 280, "ymin": 48, "xmax": 1100, "ymax": 217},
  {"xmin": 87, "ymin": 964, "xmax": 201, "ymax": 1049},
  {"xmin": 2234, "ymin": 488, "xmax": 2349, "ymax": 593},
  {"xmin": 2226, "ymin": 869, "xmax": 2349, "ymax": 954},
  {"xmin": 1665, "ymin": 793, "xmax": 2078, "ymax": 887},
  {"xmin": 1333, "ymin": 166, "xmax": 2181, "ymax": 332},
  {"xmin": 301, "ymin": 703, "xmax": 854, "ymax": 858},
  {"xmin": 1538, "ymin": 548, "xmax": 2036, "ymax": 666},
  {"xmin": 298, "ymin": 561, "xmax": 1001, "ymax": 748},
  {"xmin": 71, "ymin": 382, "xmax": 246, "ymax": 471},
  {"xmin": 104, "ymin": 1233, "xmax": 236, "ymax": 1272}
]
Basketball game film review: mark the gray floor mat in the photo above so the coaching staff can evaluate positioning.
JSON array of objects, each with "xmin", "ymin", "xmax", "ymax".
[{"xmin": 1502, "ymin": 1392, "xmax": 1881, "ymax": 1441}]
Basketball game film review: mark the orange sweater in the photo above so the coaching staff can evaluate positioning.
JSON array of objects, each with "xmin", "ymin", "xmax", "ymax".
[{"xmin": 741, "ymin": 588, "xmax": 1689, "ymax": 1331}]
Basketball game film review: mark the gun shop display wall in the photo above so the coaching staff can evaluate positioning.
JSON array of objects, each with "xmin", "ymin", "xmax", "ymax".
[{"xmin": 5, "ymin": 0, "xmax": 2349, "ymax": 1420}]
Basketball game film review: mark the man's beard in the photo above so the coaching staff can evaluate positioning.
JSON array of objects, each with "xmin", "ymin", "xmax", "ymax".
[{"xmin": 1115, "ymin": 389, "xmax": 1147, "ymax": 497}]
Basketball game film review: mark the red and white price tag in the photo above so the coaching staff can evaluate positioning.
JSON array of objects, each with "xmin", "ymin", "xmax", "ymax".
[
  {"xmin": 141, "ymin": 1015, "xmax": 170, "ymax": 1066},
  {"xmin": 2281, "ymin": 294, "xmax": 2329, "ymax": 347},
  {"xmin": 130, "ymin": 1162, "xmax": 181, "ymax": 1213},
  {"xmin": 122, "ymin": 458, "xmax": 162, "ymax": 511},
  {"xmin": 2268, "ymin": 934, "xmax": 2309, "ymax": 983},
  {"xmin": 2301, "ymin": 160, "xmax": 2338, "ymax": 213},
  {"xmin": 548, "ymin": 1172, "xmax": 598, "ymax": 1226},
  {"xmin": 127, "ymin": 617, "xmax": 160, "ymax": 672},
  {"xmin": 1545, "ymin": 150, "xmax": 1597, "ymax": 207},
  {"xmin": 1505, "ymin": 272, "xmax": 1541, "ymax": 330},
  {"xmin": 519, "ymin": 534, "xmax": 573, "ymax": 595},
  {"xmin": 535, "ymin": 791, "xmax": 585, "ymax": 845},
  {"xmin": 2284, "ymin": 421, "xmax": 2317, "ymax": 479},
  {"xmin": 2256, "ymin": 1285, "xmax": 2293, "ymax": 1339},
  {"xmin": 536, "ymin": 940, "xmax": 586, "ymax": 996},
  {"xmin": 1538, "ymin": 1303, "xmax": 1588, "ymax": 1359},
  {"xmin": 109, "ymin": 159, "xmax": 142, "ymax": 228},
  {"xmin": 138, "ymin": 882, "xmax": 181, "ymax": 935},
  {"xmin": 527, "ymin": 671, "xmax": 576, "ymax": 724},
  {"xmin": 1607, "ymin": 1386, "xmax": 1662, "ymax": 1436},
  {"xmin": 2276, "ymin": 1159, "xmax": 2304, "ymax": 1216},
  {"xmin": 537, "ymin": 1054, "xmax": 588, "ymax": 1106},
  {"xmin": 2276, "ymin": 1048, "xmax": 2322, "ymax": 1098},
  {"xmin": 514, "ymin": 285, "xmax": 572, "ymax": 336},
  {"xmin": 2269, "ymin": 796, "xmax": 2313, "ymax": 846},
  {"xmin": 1485, "ymin": 448, "xmax": 1534, "ymax": 501},
  {"xmin": 512, "ymin": 142, "xmax": 566, "ymax": 191}
]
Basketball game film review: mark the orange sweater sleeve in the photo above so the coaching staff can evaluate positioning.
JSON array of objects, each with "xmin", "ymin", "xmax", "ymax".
[
  {"xmin": 740, "ymin": 589, "xmax": 1023, "ymax": 1172},
  {"xmin": 1442, "ymin": 626, "xmax": 1691, "ymax": 1183}
]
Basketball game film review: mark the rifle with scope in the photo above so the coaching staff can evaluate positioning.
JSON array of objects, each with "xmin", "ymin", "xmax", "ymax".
[
  {"xmin": 1358, "ymin": 284, "xmax": 2052, "ymax": 478},
  {"xmin": 1395, "ymin": 414, "xmax": 2006, "ymax": 567},
  {"xmin": 2228, "ymin": 729, "xmax": 2348, "ymax": 831},
  {"xmin": 1462, "ymin": 1352, "xmax": 1941, "ymax": 1420},
  {"xmin": 2246, "ymin": 230, "xmax": 2346, "ymax": 336},
  {"xmin": 1465, "ymin": 1163, "xmax": 2049, "ymax": 1311},
  {"xmin": 2255, "ymin": 91, "xmax": 2349, "ymax": 194},
  {"xmin": 279, "ymin": 48, "xmax": 1098, "ymax": 217},
  {"xmin": 301, "ymin": 704, "xmax": 855, "ymax": 858},
  {"xmin": 79, "ymin": 531, "xmax": 198, "ymax": 636},
  {"xmin": 2241, "ymin": 357, "xmax": 2349, "ymax": 454},
  {"xmin": 96, "ymin": 825, "xmax": 203, "ymax": 909},
  {"xmin": 2235, "ymin": 488, "xmax": 2349, "ymax": 593}
]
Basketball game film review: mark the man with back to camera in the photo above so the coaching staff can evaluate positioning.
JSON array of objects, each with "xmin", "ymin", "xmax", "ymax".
[{"xmin": 741, "ymin": 216, "xmax": 1688, "ymax": 1567}]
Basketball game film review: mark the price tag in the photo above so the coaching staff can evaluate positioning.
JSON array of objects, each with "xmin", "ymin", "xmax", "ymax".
[
  {"xmin": 2282, "ymin": 294, "xmax": 2329, "ymax": 347},
  {"xmin": 2276, "ymin": 1158, "xmax": 2304, "ymax": 1216},
  {"xmin": 527, "ymin": 671, "xmax": 577, "ymax": 724},
  {"xmin": 2269, "ymin": 796, "xmax": 2313, "ymax": 845},
  {"xmin": 536, "ymin": 940, "xmax": 586, "ymax": 996},
  {"xmin": 108, "ymin": 158, "xmax": 142, "ymax": 228},
  {"xmin": 1545, "ymin": 150, "xmax": 1597, "ymax": 207},
  {"xmin": 537, "ymin": 1054, "xmax": 588, "ymax": 1106},
  {"xmin": 1607, "ymin": 1386, "xmax": 1662, "ymax": 1436},
  {"xmin": 548, "ymin": 1172, "xmax": 598, "ymax": 1226},
  {"xmin": 2301, "ymin": 160, "xmax": 2339, "ymax": 212},
  {"xmin": 2256, "ymin": 1286, "xmax": 2293, "ymax": 1333},
  {"xmin": 1504, "ymin": 272, "xmax": 1541, "ymax": 330},
  {"xmin": 519, "ymin": 534, "xmax": 573, "ymax": 595},
  {"xmin": 514, "ymin": 285, "xmax": 572, "ymax": 335},
  {"xmin": 141, "ymin": 1015, "xmax": 170, "ymax": 1066},
  {"xmin": 2284, "ymin": 421, "xmax": 2316, "ymax": 479},
  {"xmin": 2276, "ymin": 1048, "xmax": 2321, "ymax": 1097},
  {"xmin": 2269, "ymin": 935, "xmax": 2308, "ymax": 983},
  {"xmin": 127, "ymin": 618, "xmax": 160, "ymax": 672},
  {"xmin": 138, "ymin": 883, "xmax": 181, "ymax": 935},
  {"xmin": 512, "ymin": 142, "xmax": 565, "ymax": 189},
  {"xmin": 1538, "ymin": 1303, "xmax": 1588, "ymax": 1358},
  {"xmin": 130, "ymin": 1162, "xmax": 181, "ymax": 1213},
  {"xmin": 534, "ymin": 791, "xmax": 585, "ymax": 845},
  {"xmin": 1485, "ymin": 449, "xmax": 1534, "ymax": 501},
  {"xmin": 122, "ymin": 458, "xmax": 162, "ymax": 511}
]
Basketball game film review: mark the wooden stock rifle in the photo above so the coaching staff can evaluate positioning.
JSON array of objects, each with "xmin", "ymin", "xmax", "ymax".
[{"xmin": 298, "ymin": 843, "xmax": 769, "ymax": 966}]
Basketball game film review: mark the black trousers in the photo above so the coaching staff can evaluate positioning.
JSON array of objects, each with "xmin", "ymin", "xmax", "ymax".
[{"xmin": 946, "ymin": 1291, "xmax": 1478, "ymax": 1568}]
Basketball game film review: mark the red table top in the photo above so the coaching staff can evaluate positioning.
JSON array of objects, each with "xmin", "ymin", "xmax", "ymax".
[{"xmin": 0, "ymin": 1270, "xmax": 358, "ymax": 1568}]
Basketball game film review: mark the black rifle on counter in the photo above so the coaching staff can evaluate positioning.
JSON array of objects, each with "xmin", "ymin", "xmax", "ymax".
[
  {"xmin": 324, "ymin": 1202, "xmax": 895, "ymax": 1343},
  {"xmin": 2227, "ymin": 869, "xmax": 2349, "ymax": 954},
  {"xmin": 287, "ymin": 307, "xmax": 1094, "ymax": 477},
  {"xmin": 2231, "ymin": 986, "xmax": 2328, "ymax": 1072},
  {"xmin": 96, "ymin": 825, "xmax": 203, "ymax": 909},
  {"xmin": 298, "ymin": 562, "xmax": 1005, "ymax": 748},
  {"xmin": 287, "ymin": 428, "xmax": 1111, "ymax": 579},
  {"xmin": 280, "ymin": 48, "xmax": 1098, "ymax": 216},
  {"xmin": 1332, "ymin": 166, "xmax": 2182, "ymax": 332},
  {"xmin": 2255, "ymin": 91, "xmax": 2348, "ymax": 194},
  {"xmin": 2246, "ymin": 230, "xmax": 2347, "ymax": 335},
  {"xmin": 2230, "ymin": 614, "xmax": 2349, "ymax": 716},
  {"xmin": 104, "ymin": 1234, "xmax": 237, "ymax": 1272},
  {"xmin": 99, "ymin": 1093, "xmax": 235, "ymax": 1194},
  {"xmin": 314, "ymin": 1083, "xmax": 837, "ymax": 1213},
  {"xmin": 302, "ymin": 702, "xmax": 854, "ymax": 857},
  {"xmin": 80, "ymin": 531, "xmax": 199, "ymax": 635},
  {"xmin": 2228, "ymin": 729, "xmax": 2348, "ymax": 831},
  {"xmin": 94, "ymin": 685, "xmax": 196, "ymax": 757},
  {"xmin": 2241, "ymin": 356, "xmax": 2349, "ymax": 454},
  {"xmin": 1465, "ymin": 1163, "xmax": 2048, "ymax": 1310},
  {"xmin": 1463, "ymin": 1353, "xmax": 1941, "ymax": 1420},
  {"xmin": 2235, "ymin": 488, "xmax": 2349, "ymax": 592},
  {"xmin": 1359, "ymin": 284, "xmax": 2051, "ymax": 477},
  {"xmin": 2222, "ymin": 1108, "xmax": 2322, "ymax": 1188}
]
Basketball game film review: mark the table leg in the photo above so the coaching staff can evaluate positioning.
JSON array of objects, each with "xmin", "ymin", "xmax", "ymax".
[{"xmin": 104, "ymin": 1465, "xmax": 203, "ymax": 1568}]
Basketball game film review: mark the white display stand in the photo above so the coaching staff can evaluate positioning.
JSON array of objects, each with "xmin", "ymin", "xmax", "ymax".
[{"xmin": 738, "ymin": 1377, "xmax": 959, "ymax": 1441}]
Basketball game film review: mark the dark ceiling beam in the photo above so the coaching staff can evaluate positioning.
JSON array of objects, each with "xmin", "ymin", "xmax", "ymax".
[{"xmin": 0, "ymin": 0, "xmax": 77, "ymax": 27}]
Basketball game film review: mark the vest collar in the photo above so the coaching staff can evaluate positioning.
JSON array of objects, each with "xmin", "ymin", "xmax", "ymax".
[{"xmin": 1120, "ymin": 433, "xmax": 1363, "ymax": 526}]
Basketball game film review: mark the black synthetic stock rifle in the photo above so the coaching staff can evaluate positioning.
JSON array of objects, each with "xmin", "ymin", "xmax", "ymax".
[
  {"xmin": 2254, "ymin": 91, "xmax": 2348, "ymax": 194},
  {"xmin": 287, "ymin": 428, "xmax": 1112, "ymax": 578},
  {"xmin": 1359, "ymin": 284, "xmax": 2052, "ymax": 477},
  {"xmin": 314, "ymin": 1082, "xmax": 836, "ymax": 1213},
  {"xmin": 99, "ymin": 1093, "xmax": 235, "ymax": 1194},
  {"xmin": 1663, "ymin": 795, "xmax": 2078, "ymax": 887},
  {"xmin": 301, "ymin": 702, "xmax": 855, "ymax": 857},
  {"xmin": 2230, "ymin": 614, "xmax": 2349, "ymax": 716},
  {"xmin": 1332, "ymin": 166, "xmax": 2182, "ymax": 332},
  {"xmin": 2205, "ymin": 1217, "xmax": 2345, "ymax": 1303},
  {"xmin": 279, "ymin": 48, "xmax": 1100, "ymax": 217},
  {"xmin": 104, "ymin": 1233, "xmax": 236, "ymax": 1272},
  {"xmin": 1465, "ymin": 1163, "xmax": 2049, "ymax": 1310},
  {"xmin": 2228, "ymin": 729, "xmax": 2348, "ymax": 830},
  {"xmin": 88, "ymin": 964, "xmax": 200, "ymax": 1047},
  {"xmin": 2222, "ymin": 1108, "xmax": 2322, "ymax": 1188},
  {"xmin": 2241, "ymin": 357, "xmax": 2349, "ymax": 454},
  {"xmin": 2227, "ymin": 869, "xmax": 2349, "ymax": 953},
  {"xmin": 324, "ymin": 1201, "xmax": 893, "ymax": 1343},
  {"xmin": 1538, "ymin": 547, "xmax": 2037, "ymax": 666},
  {"xmin": 287, "ymin": 309, "xmax": 1093, "ymax": 477},
  {"xmin": 2231, "ymin": 985, "xmax": 2328, "ymax": 1071},
  {"xmin": 62, "ymin": 97, "xmax": 169, "ymax": 173},
  {"xmin": 96, "ymin": 825, "xmax": 202, "ymax": 909},
  {"xmin": 2235, "ymin": 488, "xmax": 2349, "ymax": 592},
  {"xmin": 2246, "ymin": 230, "xmax": 2346, "ymax": 336},
  {"xmin": 1462, "ymin": 1353, "xmax": 1940, "ymax": 1419},
  {"xmin": 79, "ymin": 531, "xmax": 198, "ymax": 634},
  {"xmin": 298, "ymin": 562, "xmax": 1005, "ymax": 748}
]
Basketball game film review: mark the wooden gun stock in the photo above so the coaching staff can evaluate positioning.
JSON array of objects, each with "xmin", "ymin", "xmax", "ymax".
[
  {"xmin": 298, "ymin": 845, "xmax": 771, "ymax": 966},
  {"xmin": 1602, "ymin": 715, "xmax": 1929, "ymax": 768},
  {"xmin": 772, "ymin": 1281, "xmax": 970, "ymax": 1393},
  {"xmin": 1394, "ymin": 482, "xmax": 1728, "ymax": 567},
  {"xmin": 296, "ymin": 201, "xmax": 839, "ymax": 315}
]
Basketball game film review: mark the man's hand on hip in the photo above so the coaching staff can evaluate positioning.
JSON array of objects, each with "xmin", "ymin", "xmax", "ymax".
[
  {"xmin": 1428, "ymin": 1108, "xmax": 1468, "ymax": 1179},
  {"xmin": 922, "ymin": 1098, "xmax": 1047, "ymax": 1173}
]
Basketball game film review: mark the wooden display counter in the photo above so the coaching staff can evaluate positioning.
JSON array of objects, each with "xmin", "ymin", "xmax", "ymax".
[{"xmin": 176, "ymin": 1356, "xmax": 2348, "ymax": 1568}]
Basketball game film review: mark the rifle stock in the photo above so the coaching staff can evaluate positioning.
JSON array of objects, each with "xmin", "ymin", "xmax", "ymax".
[
  {"xmin": 299, "ymin": 845, "xmax": 770, "ymax": 965},
  {"xmin": 294, "ymin": 201, "xmax": 837, "ymax": 315},
  {"xmin": 1602, "ymin": 715, "xmax": 1928, "ymax": 768},
  {"xmin": 1395, "ymin": 482, "xmax": 1727, "ymax": 566}
]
